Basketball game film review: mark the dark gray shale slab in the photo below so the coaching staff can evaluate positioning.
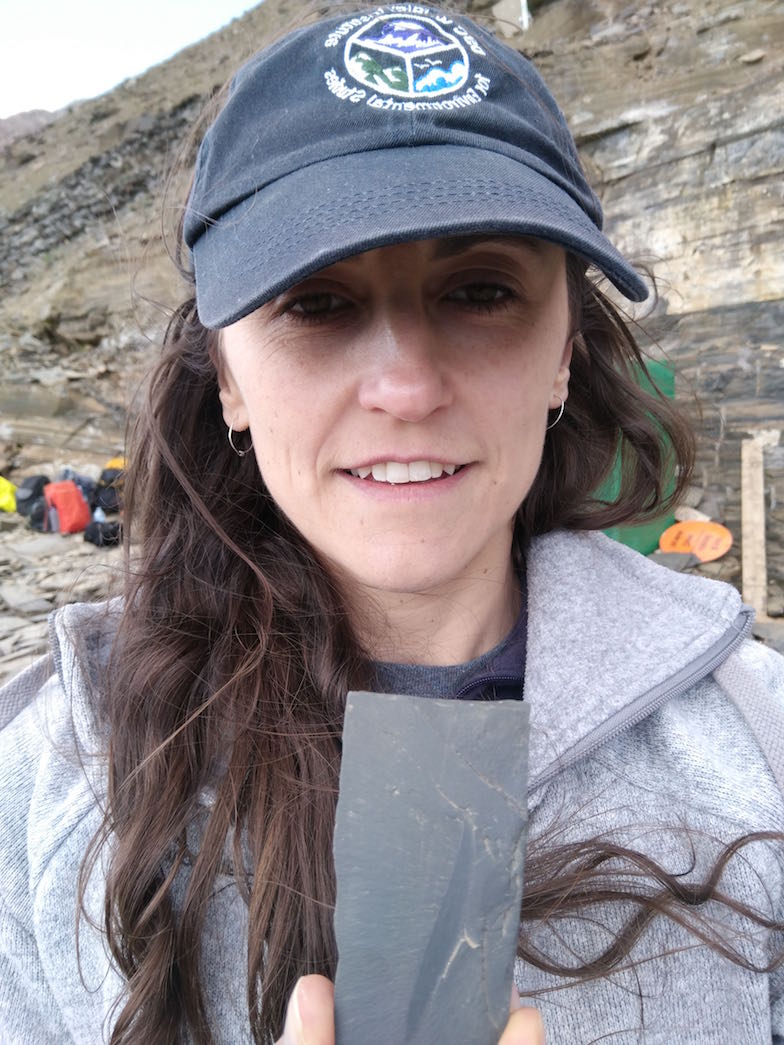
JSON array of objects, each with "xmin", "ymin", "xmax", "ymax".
[{"xmin": 333, "ymin": 692, "xmax": 530, "ymax": 1045}]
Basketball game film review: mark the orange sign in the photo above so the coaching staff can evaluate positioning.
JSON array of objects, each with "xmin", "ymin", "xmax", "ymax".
[{"xmin": 658, "ymin": 520, "xmax": 733, "ymax": 562}]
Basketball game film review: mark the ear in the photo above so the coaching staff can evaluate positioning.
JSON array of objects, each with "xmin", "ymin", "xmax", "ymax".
[
  {"xmin": 550, "ymin": 334, "xmax": 573, "ymax": 408},
  {"xmin": 217, "ymin": 357, "xmax": 250, "ymax": 432}
]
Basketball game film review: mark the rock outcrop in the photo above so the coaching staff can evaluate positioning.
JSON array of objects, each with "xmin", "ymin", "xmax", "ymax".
[{"xmin": 509, "ymin": 0, "xmax": 784, "ymax": 613}]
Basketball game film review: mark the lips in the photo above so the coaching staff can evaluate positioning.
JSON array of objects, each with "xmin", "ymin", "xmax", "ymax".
[{"xmin": 346, "ymin": 460, "xmax": 461, "ymax": 484}]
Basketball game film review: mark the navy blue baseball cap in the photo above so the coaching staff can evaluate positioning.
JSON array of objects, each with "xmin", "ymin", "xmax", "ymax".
[{"xmin": 185, "ymin": 5, "xmax": 648, "ymax": 329}]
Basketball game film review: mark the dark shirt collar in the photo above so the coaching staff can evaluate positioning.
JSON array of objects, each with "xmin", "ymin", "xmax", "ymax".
[{"xmin": 371, "ymin": 571, "xmax": 526, "ymax": 702}]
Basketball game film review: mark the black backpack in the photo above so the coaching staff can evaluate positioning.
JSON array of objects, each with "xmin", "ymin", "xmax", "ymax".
[
  {"xmin": 84, "ymin": 520, "xmax": 122, "ymax": 547},
  {"xmin": 94, "ymin": 467, "xmax": 124, "ymax": 514},
  {"xmin": 14, "ymin": 475, "xmax": 50, "ymax": 517}
]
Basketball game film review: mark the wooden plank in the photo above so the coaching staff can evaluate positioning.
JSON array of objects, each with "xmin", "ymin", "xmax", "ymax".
[{"xmin": 741, "ymin": 438, "xmax": 769, "ymax": 619}]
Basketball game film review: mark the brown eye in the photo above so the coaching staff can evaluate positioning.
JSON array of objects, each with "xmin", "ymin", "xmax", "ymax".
[
  {"xmin": 289, "ymin": 292, "xmax": 346, "ymax": 316},
  {"xmin": 447, "ymin": 283, "xmax": 513, "ymax": 307}
]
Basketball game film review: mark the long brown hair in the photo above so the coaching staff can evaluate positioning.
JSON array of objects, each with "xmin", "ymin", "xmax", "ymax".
[{"xmin": 78, "ymin": 15, "xmax": 781, "ymax": 1045}]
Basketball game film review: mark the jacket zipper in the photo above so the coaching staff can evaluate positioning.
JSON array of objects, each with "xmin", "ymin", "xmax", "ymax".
[
  {"xmin": 530, "ymin": 606, "xmax": 755, "ymax": 791},
  {"xmin": 453, "ymin": 673, "xmax": 524, "ymax": 699}
]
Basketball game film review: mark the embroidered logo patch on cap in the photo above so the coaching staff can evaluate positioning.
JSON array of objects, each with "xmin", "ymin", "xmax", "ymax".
[
  {"xmin": 345, "ymin": 16, "xmax": 469, "ymax": 98},
  {"xmin": 323, "ymin": 6, "xmax": 491, "ymax": 112}
]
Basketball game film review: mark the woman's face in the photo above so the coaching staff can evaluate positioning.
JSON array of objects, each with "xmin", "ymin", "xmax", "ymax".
[{"xmin": 218, "ymin": 236, "xmax": 572, "ymax": 599}]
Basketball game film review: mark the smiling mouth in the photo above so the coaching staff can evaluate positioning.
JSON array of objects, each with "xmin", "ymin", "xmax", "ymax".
[{"xmin": 344, "ymin": 461, "xmax": 464, "ymax": 484}]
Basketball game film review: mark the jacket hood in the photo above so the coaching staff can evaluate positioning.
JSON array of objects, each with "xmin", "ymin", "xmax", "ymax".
[{"xmin": 523, "ymin": 530, "xmax": 751, "ymax": 789}]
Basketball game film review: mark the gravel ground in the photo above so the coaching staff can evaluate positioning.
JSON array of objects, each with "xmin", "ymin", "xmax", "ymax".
[{"xmin": 0, "ymin": 512, "xmax": 122, "ymax": 686}]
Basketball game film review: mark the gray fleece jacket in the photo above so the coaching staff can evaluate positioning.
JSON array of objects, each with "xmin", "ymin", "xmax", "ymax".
[{"xmin": 1, "ymin": 530, "xmax": 783, "ymax": 1044}]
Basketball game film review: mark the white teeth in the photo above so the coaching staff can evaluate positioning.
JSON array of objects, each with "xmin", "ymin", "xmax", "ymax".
[
  {"xmin": 409, "ymin": 460, "xmax": 433, "ymax": 482},
  {"xmin": 349, "ymin": 461, "xmax": 460, "ymax": 483},
  {"xmin": 385, "ymin": 461, "xmax": 409, "ymax": 484}
]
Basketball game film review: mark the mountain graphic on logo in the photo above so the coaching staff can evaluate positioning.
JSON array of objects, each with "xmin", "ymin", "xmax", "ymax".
[
  {"xmin": 364, "ymin": 20, "xmax": 443, "ymax": 52},
  {"xmin": 343, "ymin": 15, "xmax": 470, "ymax": 99}
]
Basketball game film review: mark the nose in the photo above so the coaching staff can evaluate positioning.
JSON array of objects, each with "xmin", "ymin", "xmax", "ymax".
[{"xmin": 356, "ymin": 314, "xmax": 453, "ymax": 423}]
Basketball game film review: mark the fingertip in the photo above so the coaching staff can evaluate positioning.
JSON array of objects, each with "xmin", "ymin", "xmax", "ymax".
[
  {"xmin": 296, "ymin": 974, "xmax": 335, "ymax": 1015},
  {"xmin": 293, "ymin": 975, "xmax": 335, "ymax": 1045},
  {"xmin": 500, "ymin": 1006, "xmax": 545, "ymax": 1045}
]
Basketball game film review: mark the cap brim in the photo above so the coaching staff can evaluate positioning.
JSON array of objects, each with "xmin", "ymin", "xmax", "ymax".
[{"xmin": 193, "ymin": 144, "xmax": 648, "ymax": 329}]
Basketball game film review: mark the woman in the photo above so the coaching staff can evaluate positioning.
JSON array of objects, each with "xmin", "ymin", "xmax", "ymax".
[{"xmin": 1, "ymin": 5, "xmax": 783, "ymax": 1044}]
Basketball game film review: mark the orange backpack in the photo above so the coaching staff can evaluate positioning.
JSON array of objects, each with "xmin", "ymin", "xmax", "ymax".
[{"xmin": 43, "ymin": 480, "xmax": 91, "ymax": 534}]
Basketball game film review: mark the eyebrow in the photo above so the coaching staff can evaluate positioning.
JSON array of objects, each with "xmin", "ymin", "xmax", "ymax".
[{"xmin": 431, "ymin": 234, "xmax": 547, "ymax": 259}]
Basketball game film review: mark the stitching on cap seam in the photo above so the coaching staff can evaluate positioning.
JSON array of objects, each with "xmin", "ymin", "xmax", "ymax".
[{"xmin": 256, "ymin": 181, "xmax": 581, "ymax": 251}]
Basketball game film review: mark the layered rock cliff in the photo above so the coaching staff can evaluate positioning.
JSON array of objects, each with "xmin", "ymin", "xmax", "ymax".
[{"xmin": 513, "ymin": 0, "xmax": 784, "ymax": 613}]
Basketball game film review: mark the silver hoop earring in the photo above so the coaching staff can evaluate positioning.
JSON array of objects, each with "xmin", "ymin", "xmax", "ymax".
[
  {"xmin": 546, "ymin": 397, "xmax": 565, "ymax": 431},
  {"xmin": 228, "ymin": 424, "xmax": 251, "ymax": 457}
]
